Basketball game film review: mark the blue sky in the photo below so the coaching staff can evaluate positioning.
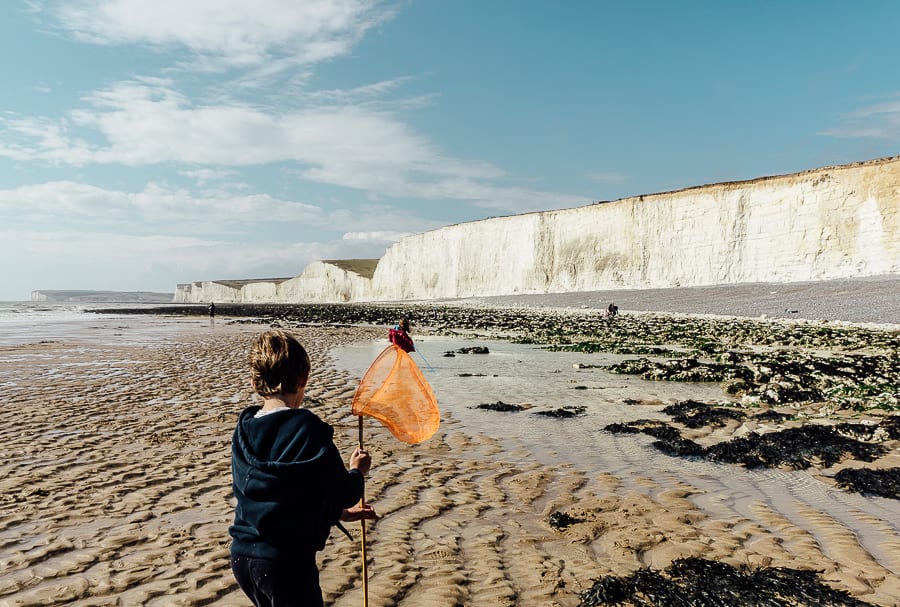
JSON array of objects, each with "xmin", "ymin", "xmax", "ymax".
[{"xmin": 1, "ymin": 1, "xmax": 898, "ymax": 301}]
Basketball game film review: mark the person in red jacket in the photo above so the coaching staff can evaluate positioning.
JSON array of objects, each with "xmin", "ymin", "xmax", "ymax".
[{"xmin": 388, "ymin": 317, "xmax": 415, "ymax": 353}]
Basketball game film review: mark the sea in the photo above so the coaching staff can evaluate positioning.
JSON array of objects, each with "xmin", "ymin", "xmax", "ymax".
[{"xmin": 0, "ymin": 301, "xmax": 203, "ymax": 346}]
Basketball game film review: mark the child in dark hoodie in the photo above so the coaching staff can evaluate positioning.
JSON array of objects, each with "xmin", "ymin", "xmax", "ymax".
[{"xmin": 230, "ymin": 330, "xmax": 376, "ymax": 607}]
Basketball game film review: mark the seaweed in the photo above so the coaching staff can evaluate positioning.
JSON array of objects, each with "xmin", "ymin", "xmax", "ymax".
[
  {"xmin": 753, "ymin": 410, "xmax": 793, "ymax": 423},
  {"xmin": 534, "ymin": 406, "xmax": 586, "ymax": 418},
  {"xmin": 579, "ymin": 557, "xmax": 874, "ymax": 607},
  {"xmin": 705, "ymin": 426, "xmax": 887, "ymax": 469},
  {"xmin": 880, "ymin": 415, "xmax": 900, "ymax": 440},
  {"xmin": 661, "ymin": 401, "xmax": 746, "ymax": 428},
  {"xmin": 604, "ymin": 422, "xmax": 643, "ymax": 434},
  {"xmin": 652, "ymin": 437, "xmax": 705, "ymax": 457},
  {"xmin": 834, "ymin": 467, "xmax": 900, "ymax": 499},
  {"xmin": 474, "ymin": 401, "xmax": 524, "ymax": 412},
  {"xmin": 549, "ymin": 510, "xmax": 584, "ymax": 530},
  {"xmin": 603, "ymin": 418, "xmax": 891, "ymax": 479}
]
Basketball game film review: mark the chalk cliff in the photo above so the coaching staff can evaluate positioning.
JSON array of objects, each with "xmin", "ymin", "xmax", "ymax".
[
  {"xmin": 175, "ymin": 260, "xmax": 377, "ymax": 303},
  {"xmin": 175, "ymin": 156, "xmax": 900, "ymax": 304}
]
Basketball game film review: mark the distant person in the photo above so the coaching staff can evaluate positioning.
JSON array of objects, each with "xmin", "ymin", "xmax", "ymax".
[
  {"xmin": 604, "ymin": 303, "xmax": 619, "ymax": 319},
  {"xmin": 208, "ymin": 302, "xmax": 216, "ymax": 318},
  {"xmin": 230, "ymin": 330, "xmax": 376, "ymax": 607},
  {"xmin": 388, "ymin": 317, "xmax": 415, "ymax": 353}
]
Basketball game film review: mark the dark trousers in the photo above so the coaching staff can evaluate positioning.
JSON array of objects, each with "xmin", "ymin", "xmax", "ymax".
[{"xmin": 231, "ymin": 552, "xmax": 323, "ymax": 607}]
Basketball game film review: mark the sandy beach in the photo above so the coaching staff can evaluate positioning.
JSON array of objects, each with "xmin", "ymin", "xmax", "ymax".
[{"xmin": 1, "ymin": 298, "xmax": 898, "ymax": 606}]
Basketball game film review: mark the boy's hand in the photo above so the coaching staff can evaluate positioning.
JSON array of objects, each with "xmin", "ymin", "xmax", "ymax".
[
  {"xmin": 350, "ymin": 446, "xmax": 372, "ymax": 476},
  {"xmin": 340, "ymin": 504, "xmax": 378, "ymax": 522}
]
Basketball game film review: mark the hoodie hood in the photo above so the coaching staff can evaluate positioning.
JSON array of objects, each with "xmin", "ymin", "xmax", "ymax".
[{"xmin": 234, "ymin": 406, "xmax": 332, "ymax": 473}]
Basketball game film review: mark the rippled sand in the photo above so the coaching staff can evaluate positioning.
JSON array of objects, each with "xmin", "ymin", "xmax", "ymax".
[{"xmin": 0, "ymin": 317, "xmax": 897, "ymax": 606}]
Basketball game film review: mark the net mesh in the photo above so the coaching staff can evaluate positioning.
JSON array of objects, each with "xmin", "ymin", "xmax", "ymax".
[{"xmin": 351, "ymin": 345, "xmax": 440, "ymax": 444}]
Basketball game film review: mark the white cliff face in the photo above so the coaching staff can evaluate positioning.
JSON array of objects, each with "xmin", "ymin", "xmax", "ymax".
[
  {"xmin": 175, "ymin": 156, "xmax": 900, "ymax": 303},
  {"xmin": 277, "ymin": 261, "xmax": 373, "ymax": 302},
  {"xmin": 174, "ymin": 262, "xmax": 374, "ymax": 303},
  {"xmin": 370, "ymin": 158, "xmax": 900, "ymax": 299},
  {"xmin": 241, "ymin": 281, "xmax": 280, "ymax": 302}
]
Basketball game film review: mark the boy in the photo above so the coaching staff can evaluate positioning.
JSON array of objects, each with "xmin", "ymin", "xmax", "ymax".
[{"xmin": 230, "ymin": 330, "xmax": 376, "ymax": 606}]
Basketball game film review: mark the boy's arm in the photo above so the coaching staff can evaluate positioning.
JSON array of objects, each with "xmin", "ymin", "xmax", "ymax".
[{"xmin": 323, "ymin": 442, "xmax": 365, "ymax": 509}]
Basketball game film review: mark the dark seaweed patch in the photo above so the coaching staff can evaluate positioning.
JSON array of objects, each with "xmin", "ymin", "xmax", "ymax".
[
  {"xmin": 637, "ymin": 423, "xmax": 682, "ymax": 441},
  {"xmin": 548, "ymin": 510, "xmax": 584, "ymax": 530},
  {"xmin": 705, "ymin": 425, "xmax": 888, "ymax": 469},
  {"xmin": 834, "ymin": 467, "xmax": 900, "ymax": 499},
  {"xmin": 661, "ymin": 401, "xmax": 746, "ymax": 428},
  {"xmin": 604, "ymin": 422, "xmax": 643, "ymax": 434},
  {"xmin": 880, "ymin": 415, "xmax": 900, "ymax": 439},
  {"xmin": 473, "ymin": 401, "xmax": 524, "ymax": 412},
  {"xmin": 578, "ymin": 557, "xmax": 874, "ymax": 607},
  {"xmin": 455, "ymin": 346, "xmax": 490, "ymax": 354},
  {"xmin": 652, "ymin": 437, "xmax": 705, "ymax": 457},
  {"xmin": 753, "ymin": 409, "xmax": 793, "ymax": 423},
  {"xmin": 604, "ymin": 417, "xmax": 892, "ymax": 486},
  {"xmin": 534, "ymin": 406, "xmax": 586, "ymax": 418}
]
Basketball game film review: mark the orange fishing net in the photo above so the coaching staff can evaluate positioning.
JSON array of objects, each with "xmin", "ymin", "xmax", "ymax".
[{"xmin": 352, "ymin": 345, "xmax": 440, "ymax": 444}]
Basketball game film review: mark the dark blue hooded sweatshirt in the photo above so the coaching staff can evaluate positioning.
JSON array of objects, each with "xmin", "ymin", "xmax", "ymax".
[{"xmin": 229, "ymin": 406, "xmax": 364, "ymax": 560}]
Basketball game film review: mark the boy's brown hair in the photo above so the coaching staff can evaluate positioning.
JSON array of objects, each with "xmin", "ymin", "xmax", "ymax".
[{"xmin": 249, "ymin": 330, "xmax": 311, "ymax": 396}]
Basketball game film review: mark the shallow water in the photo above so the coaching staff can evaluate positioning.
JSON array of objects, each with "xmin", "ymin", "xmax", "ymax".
[
  {"xmin": 333, "ymin": 336, "xmax": 900, "ymax": 574},
  {"xmin": 0, "ymin": 302, "xmax": 219, "ymax": 346}
]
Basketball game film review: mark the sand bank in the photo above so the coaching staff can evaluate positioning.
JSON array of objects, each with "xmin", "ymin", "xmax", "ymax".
[{"xmin": 0, "ymin": 312, "xmax": 897, "ymax": 606}]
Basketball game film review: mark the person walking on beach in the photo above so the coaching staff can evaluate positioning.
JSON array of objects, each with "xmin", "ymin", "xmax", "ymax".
[
  {"xmin": 388, "ymin": 317, "xmax": 415, "ymax": 353},
  {"xmin": 208, "ymin": 302, "xmax": 216, "ymax": 318},
  {"xmin": 229, "ymin": 330, "xmax": 377, "ymax": 607}
]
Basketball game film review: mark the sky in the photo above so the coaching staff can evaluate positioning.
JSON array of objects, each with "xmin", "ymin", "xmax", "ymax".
[{"xmin": 1, "ymin": 1, "xmax": 899, "ymax": 301}]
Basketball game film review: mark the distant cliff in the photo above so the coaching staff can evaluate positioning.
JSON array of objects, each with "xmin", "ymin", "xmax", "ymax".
[
  {"xmin": 174, "ymin": 261, "xmax": 376, "ymax": 303},
  {"xmin": 32, "ymin": 290, "xmax": 174, "ymax": 303},
  {"xmin": 175, "ymin": 156, "xmax": 900, "ymax": 304}
]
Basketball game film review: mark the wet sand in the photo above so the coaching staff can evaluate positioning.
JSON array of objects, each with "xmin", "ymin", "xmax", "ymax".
[{"xmin": 1, "ymin": 307, "xmax": 898, "ymax": 606}]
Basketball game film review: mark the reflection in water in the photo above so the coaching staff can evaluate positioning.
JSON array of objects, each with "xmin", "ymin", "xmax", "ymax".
[{"xmin": 333, "ymin": 336, "xmax": 900, "ymax": 573}]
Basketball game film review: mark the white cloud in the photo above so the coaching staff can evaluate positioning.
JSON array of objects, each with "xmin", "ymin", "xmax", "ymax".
[
  {"xmin": 0, "ymin": 180, "xmax": 327, "ymax": 232},
  {"xmin": 0, "ymin": 179, "xmax": 448, "ymax": 242},
  {"xmin": 178, "ymin": 168, "xmax": 237, "ymax": 185},
  {"xmin": 0, "ymin": 78, "xmax": 586, "ymax": 213},
  {"xmin": 342, "ymin": 230, "xmax": 408, "ymax": 242},
  {"xmin": 822, "ymin": 97, "xmax": 900, "ymax": 139},
  {"xmin": 41, "ymin": 0, "xmax": 391, "ymax": 70}
]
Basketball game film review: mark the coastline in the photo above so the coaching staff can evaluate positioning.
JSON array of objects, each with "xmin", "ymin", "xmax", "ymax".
[{"xmin": 1, "ymin": 301, "xmax": 898, "ymax": 605}]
